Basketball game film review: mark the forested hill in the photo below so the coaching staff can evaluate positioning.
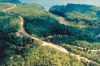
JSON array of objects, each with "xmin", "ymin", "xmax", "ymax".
[
  {"xmin": 49, "ymin": 3, "xmax": 98, "ymax": 16},
  {"xmin": 49, "ymin": 4, "xmax": 100, "ymax": 26},
  {"xmin": 0, "ymin": 3, "xmax": 87, "ymax": 66},
  {"xmin": 0, "ymin": 0, "xmax": 21, "ymax": 3},
  {"xmin": 0, "ymin": 2, "xmax": 100, "ymax": 66}
]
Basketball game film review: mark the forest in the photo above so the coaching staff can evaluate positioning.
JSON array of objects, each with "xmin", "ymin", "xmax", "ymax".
[
  {"xmin": 46, "ymin": 3, "xmax": 100, "ymax": 65},
  {"xmin": 0, "ymin": 2, "xmax": 100, "ymax": 66},
  {"xmin": 9, "ymin": 3, "xmax": 100, "ymax": 42},
  {"xmin": 49, "ymin": 4, "xmax": 100, "ymax": 26}
]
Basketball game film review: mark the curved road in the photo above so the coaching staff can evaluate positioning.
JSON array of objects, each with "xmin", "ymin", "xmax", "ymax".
[
  {"xmin": 3, "ymin": 4, "xmax": 16, "ymax": 12},
  {"xmin": 3, "ymin": 4, "xmax": 100, "ymax": 65}
]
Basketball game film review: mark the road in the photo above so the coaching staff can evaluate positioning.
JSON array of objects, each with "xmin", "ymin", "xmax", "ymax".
[
  {"xmin": 3, "ymin": 4, "xmax": 100, "ymax": 65},
  {"xmin": 3, "ymin": 4, "xmax": 16, "ymax": 12}
]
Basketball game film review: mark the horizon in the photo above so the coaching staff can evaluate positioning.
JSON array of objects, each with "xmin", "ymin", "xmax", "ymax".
[{"xmin": 20, "ymin": 0, "xmax": 100, "ymax": 7}]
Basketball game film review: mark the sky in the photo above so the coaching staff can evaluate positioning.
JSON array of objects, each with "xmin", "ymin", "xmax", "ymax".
[{"xmin": 20, "ymin": 0, "xmax": 100, "ymax": 7}]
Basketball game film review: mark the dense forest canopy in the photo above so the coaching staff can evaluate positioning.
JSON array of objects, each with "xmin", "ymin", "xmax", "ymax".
[
  {"xmin": 0, "ymin": 2, "xmax": 100, "ymax": 66},
  {"xmin": 9, "ymin": 3, "xmax": 65, "ymax": 37},
  {"xmin": 46, "ymin": 3, "xmax": 100, "ymax": 64},
  {"xmin": 0, "ymin": 3, "xmax": 34, "ymax": 65},
  {"xmin": 9, "ymin": 3, "xmax": 100, "ymax": 42},
  {"xmin": 49, "ymin": 3, "xmax": 100, "ymax": 26},
  {"xmin": 0, "ymin": 2, "xmax": 13, "ymax": 11},
  {"xmin": 0, "ymin": 8, "xmax": 89, "ymax": 66}
]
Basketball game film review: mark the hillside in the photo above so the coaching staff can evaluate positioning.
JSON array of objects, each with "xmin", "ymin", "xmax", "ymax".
[
  {"xmin": 48, "ymin": 3, "xmax": 100, "ymax": 65},
  {"xmin": 48, "ymin": 3, "xmax": 100, "ymax": 42},
  {"xmin": 0, "ymin": 2, "xmax": 100, "ymax": 66},
  {"xmin": 0, "ymin": 3, "xmax": 87, "ymax": 66},
  {"xmin": 49, "ymin": 3, "xmax": 100, "ymax": 26}
]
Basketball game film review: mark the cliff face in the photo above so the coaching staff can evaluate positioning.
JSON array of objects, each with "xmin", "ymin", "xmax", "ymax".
[{"xmin": 0, "ymin": 0, "xmax": 21, "ymax": 3}]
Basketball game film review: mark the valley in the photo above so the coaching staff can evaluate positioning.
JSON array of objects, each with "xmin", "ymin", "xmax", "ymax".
[{"xmin": 0, "ymin": 1, "xmax": 100, "ymax": 66}]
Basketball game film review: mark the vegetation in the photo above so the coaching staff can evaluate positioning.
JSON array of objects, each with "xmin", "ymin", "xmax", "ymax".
[
  {"xmin": 0, "ymin": 10, "xmax": 34, "ymax": 64},
  {"xmin": 1, "ymin": 41, "xmax": 99, "ymax": 66},
  {"xmin": 3, "ymin": 42, "xmax": 83, "ymax": 66},
  {"xmin": 81, "ymin": 59, "xmax": 99, "ymax": 66},
  {"xmin": 0, "ymin": 2, "xmax": 100, "ymax": 66},
  {"xmin": 44, "ymin": 35, "xmax": 100, "ymax": 64},
  {"xmin": 49, "ymin": 4, "xmax": 100, "ymax": 26},
  {"xmin": 44, "ymin": 4, "xmax": 100, "ymax": 65},
  {"xmin": 0, "ymin": 2, "xmax": 13, "ymax": 11},
  {"xmin": 62, "ymin": 44, "xmax": 100, "ymax": 63},
  {"xmin": 0, "ymin": 12, "xmax": 20, "ymax": 40},
  {"xmin": 9, "ymin": 4, "xmax": 67, "ymax": 37},
  {"xmin": 9, "ymin": 4, "xmax": 100, "ymax": 42}
]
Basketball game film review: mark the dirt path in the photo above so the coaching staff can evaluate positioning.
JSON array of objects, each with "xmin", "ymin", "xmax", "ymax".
[
  {"xmin": 3, "ymin": 4, "xmax": 16, "ymax": 12},
  {"xmin": 17, "ymin": 16, "xmax": 39, "ymax": 41},
  {"xmin": 67, "ymin": 44, "xmax": 100, "ymax": 52},
  {"xmin": 19, "ymin": 11, "xmax": 100, "ymax": 66},
  {"xmin": 4, "ymin": 4, "xmax": 100, "ymax": 65}
]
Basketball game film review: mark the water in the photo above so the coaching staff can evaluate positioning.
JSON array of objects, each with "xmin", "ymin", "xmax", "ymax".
[{"xmin": 20, "ymin": 0, "xmax": 100, "ymax": 7}]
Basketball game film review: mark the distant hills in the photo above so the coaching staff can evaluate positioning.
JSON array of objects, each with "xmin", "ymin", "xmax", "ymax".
[
  {"xmin": 49, "ymin": 3, "xmax": 98, "ymax": 16},
  {"xmin": 0, "ymin": 0, "xmax": 21, "ymax": 3},
  {"xmin": 49, "ymin": 3, "xmax": 100, "ymax": 26}
]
